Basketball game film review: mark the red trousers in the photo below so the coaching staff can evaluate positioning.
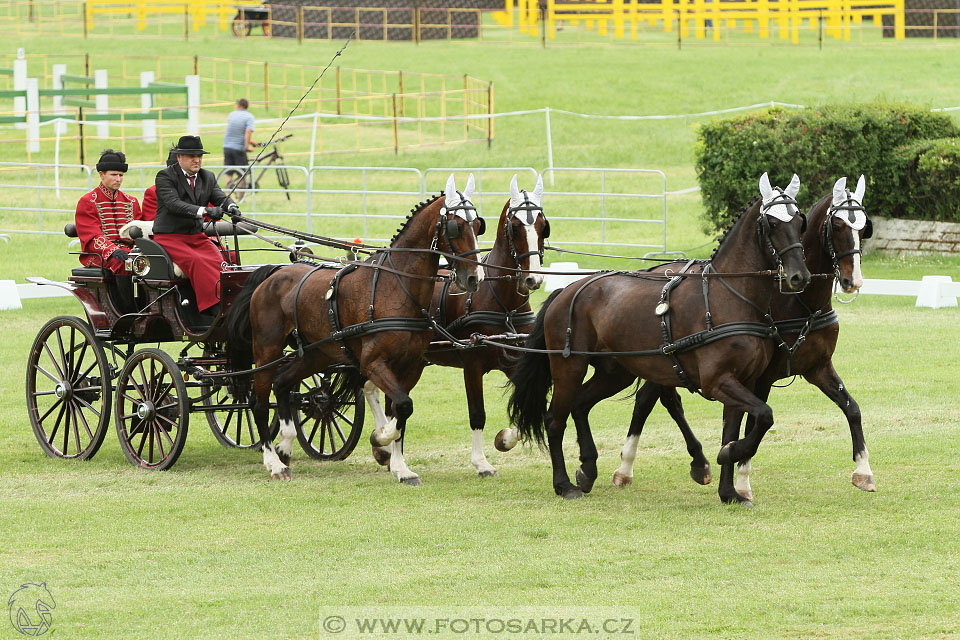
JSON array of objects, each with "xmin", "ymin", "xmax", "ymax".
[{"xmin": 153, "ymin": 233, "xmax": 225, "ymax": 312}]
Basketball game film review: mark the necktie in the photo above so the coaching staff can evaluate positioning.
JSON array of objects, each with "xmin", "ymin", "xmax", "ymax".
[{"xmin": 188, "ymin": 175, "xmax": 196, "ymax": 193}]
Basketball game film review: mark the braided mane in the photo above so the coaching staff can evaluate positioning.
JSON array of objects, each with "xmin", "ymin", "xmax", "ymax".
[
  {"xmin": 390, "ymin": 194, "xmax": 443, "ymax": 245},
  {"xmin": 710, "ymin": 196, "xmax": 761, "ymax": 261}
]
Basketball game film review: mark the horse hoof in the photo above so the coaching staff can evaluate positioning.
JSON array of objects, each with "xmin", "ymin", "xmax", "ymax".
[
  {"xmin": 716, "ymin": 442, "xmax": 735, "ymax": 465},
  {"xmin": 371, "ymin": 446, "xmax": 391, "ymax": 467},
  {"xmin": 612, "ymin": 471, "xmax": 633, "ymax": 488},
  {"xmin": 575, "ymin": 468, "xmax": 595, "ymax": 494},
  {"xmin": 690, "ymin": 463, "xmax": 712, "ymax": 485},
  {"xmin": 852, "ymin": 473, "xmax": 876, "ymax": 492},
  {"xmin": 494, "ymin": 429, "xmax": 518, "ymax": 452},
  {"xmin": 271, "ymin": 468, "xmax": 292, "ymax": 481},
  {"xmin": 561, "ymin": 487, "xmax": 584, "ymax": 500},
  {"xmin": 478, "ymin": 469, "xmax": 498, "ymax": 478},
  {"xmin": 720, "ymin": 491, "xmax": 752, "ymax": 507},
  {"xmin": 399, "ymin": 476, "xmax": 422, "ymax": 486}
]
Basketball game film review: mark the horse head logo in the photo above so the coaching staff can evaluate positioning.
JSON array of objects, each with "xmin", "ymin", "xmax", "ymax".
[{"xmin": 8, "ymin": 583, "xmax": 56, "ymax": 636}]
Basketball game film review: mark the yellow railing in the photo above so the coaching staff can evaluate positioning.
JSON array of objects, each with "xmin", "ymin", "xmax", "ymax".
[{"xmin": 497, "ymin": 0, "xmax": 906, "ymax": 41}]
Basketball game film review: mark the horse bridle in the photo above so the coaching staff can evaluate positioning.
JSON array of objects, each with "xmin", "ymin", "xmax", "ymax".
[
  {"xmin": 505, "ymin": 191, "xmax": 549, "ymax": 267},
  {"xmin": 433, "ymin": 191, "xmax": 485, "ymax": 264},
  {"xmin": 757, "ymin": 188, "xmax": 806, "ymax": 272},
  {"xmin": 822, "ymin": 192, "xmax": 869, "ymax": 280}
]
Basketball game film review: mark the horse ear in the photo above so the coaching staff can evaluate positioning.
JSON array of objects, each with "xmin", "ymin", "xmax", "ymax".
[
  {"xmin": 854, "ymin": 174, "xmax": 866, "ymax": 203},
  {"xmin": 510, "ymin": 174, "xmax": 522, "ymax": 208},
  {"xmin": 533, "ymin": 173, "xmax": 544, "ymax": 202},
  {"xmin": 785, "ymin": 173, "xmax": 801, "ymax": 199},
  {"xmin": 759, "ymin": 172, "xmax": 773, "ymax": 200},
  {"xmin": 444, "ymin": 174, "xmax": 458, "ymax": 208},
  {"xmin": 464, "ymin": 173, "xmax": 476, "ymax": 200},
  {"xmin": 832, "ymin": 177, "xmax": 847, "ymax": 205}
]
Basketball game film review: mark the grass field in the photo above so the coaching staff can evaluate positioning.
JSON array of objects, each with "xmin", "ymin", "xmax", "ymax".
[{"xmin": 2, "ymin": 27, "xmax": 960, "ymax": 640}]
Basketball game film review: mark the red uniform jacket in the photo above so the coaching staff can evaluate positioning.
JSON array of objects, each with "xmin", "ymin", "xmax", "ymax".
[
  {"xmin": 75, "ymin": 185, "xmax": 143, "ymax": 273},
  {"xmin": 140, "ymin": 185, "xmax": 158, "ymax": 221}
]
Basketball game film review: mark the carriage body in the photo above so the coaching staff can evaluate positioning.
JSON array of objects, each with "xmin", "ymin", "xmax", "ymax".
[{"xmin": 24, "ymin": 225, "xmax": 364, "ymax": 471}]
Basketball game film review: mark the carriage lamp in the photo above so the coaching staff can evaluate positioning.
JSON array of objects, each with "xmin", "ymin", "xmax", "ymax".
[{"xmin": 130, "ymin": 254, "xmax": 150, "ymax": 277}]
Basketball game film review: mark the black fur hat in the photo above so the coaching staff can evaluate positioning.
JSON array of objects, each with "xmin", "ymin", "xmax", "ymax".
[{"xmin": 96, "ymin": 149, "xmax": 128, "ymax": 173}]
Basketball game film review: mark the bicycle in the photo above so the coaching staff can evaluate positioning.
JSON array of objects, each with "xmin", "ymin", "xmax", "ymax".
[{"xmin": 218, "ymin": 134, "xmax": 292, "ymax": 205}]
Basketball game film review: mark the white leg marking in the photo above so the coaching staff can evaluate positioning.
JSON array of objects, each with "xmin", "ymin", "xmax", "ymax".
[
  {"xmin": 471, "ymin": 429, "xmax": 497, "ymax": 476},
  {"xmin": 854, "ymin": 449, "xmax": 873, "ymax": 477},
  {"xmin": 524, "ymin": 226, "xmax": 544, "ymax": 288},
  {"xmin": 364, "ymin": 380, "xmax": 400, "ymax": 445},
  {"xmin": 616, "ymin": 434, "xmax": 639, "ymax": 481},
  {"xmin": 388, "ymin": 440, "xmax": 419, "ymax": 483},
  {"xmin": 735, "ymin": 459, "xmax": 753, "ymax": 498},
  {"xmin": 276, "ymin": 419, "xmax": 296, "ymax": 458},
  {"xmin": 262, "ymin": 445, "xmax": 288, "ymax": 477},
  {"xmin": 363, "ymin": 380, "xmax": 388, "ymax": 429}
]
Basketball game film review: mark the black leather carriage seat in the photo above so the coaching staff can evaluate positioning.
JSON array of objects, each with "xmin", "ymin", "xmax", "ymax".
[{"xmin": 64, "ymin": 223, "xmax": 109, "ymax": 278}]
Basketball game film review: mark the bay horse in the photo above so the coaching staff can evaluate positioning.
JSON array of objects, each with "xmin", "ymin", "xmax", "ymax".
[
  {"xmin": 605, "ymin": 176, "xmax": 875, "ymax": 499},
  {"xmin": 506, "ymin": 173, "xmax": 811, "ymax": 504},
  {"xmin": 398, "ymin": 174, "xmax": 550, "ymax": 477},
  {"xmin": 225, "ymin": 175, "xmax": 484, "ymax": 482}
]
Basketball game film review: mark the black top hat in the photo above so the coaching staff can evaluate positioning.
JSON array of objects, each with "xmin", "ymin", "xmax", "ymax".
[
  {"xmin": 171, "ymin": 135, "xmax": 210, "ymax": 155},
  {"xmin": 96, "ymin": 149, "xmax": 128, "ymax": 173}
]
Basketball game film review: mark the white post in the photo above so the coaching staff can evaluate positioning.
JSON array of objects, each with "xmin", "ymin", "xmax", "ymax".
[
  {"xmin": 309, "ymin": 112, "xmax": 319, "ymax": 171},
  {"xmin": 52, "ymin": 64, "xmax": 67, "ymax": 135},
  {"xmin": 26, "ymin": 78, "xmax": 40, "ymax": 153},
  {"xmin": 54, "ymin": 122, "xmax": 62, "ymax": 197},
  {"xmin": 186, "ymin": 74, "xmax": 200, "ymax": 135},
  {"xmin": 94, "ymin": 69, "xmax": 109, "ymax": 139},
  {"xmin": 140, "ymin": 71, "xmax": 157, "ymax": 143},
  {"xmin": 13, "ymin": 59, "xmax": 27, "ymax": 130},
  {"xmin": 544, "ymin": 106, "xmax": 555, "ymax": 186}
]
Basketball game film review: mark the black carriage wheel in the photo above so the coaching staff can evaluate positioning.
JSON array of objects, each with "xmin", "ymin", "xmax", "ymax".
[
  {"xmin": 114, "ymin": 348, "xmax": 189, "ymax": 470},
  {"xmin": 200, "ymin": 348, "xmax": 277, "ymax": 449},
  {"xmin": 293, "ymin": 372, "xmax": 365, "ymax": 461},
  {"xmin": 26, "ymin": 316, "xmax": 112, "ymax": 460},
  {"xmin": 232, "ymin": 15, "xmax": 251, "ymax": 37},
  {"xmin": 221, "ymin": 169, "xmax": 248, "ymax": 204}
]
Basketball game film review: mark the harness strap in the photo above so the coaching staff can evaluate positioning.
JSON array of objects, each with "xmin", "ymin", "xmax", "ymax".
[
  {"xmin": 291, "ymin": 264, "xmax": 329, "ymax": 357},
  {"xmin": 562, "ymin": 271, "xmax": 620, "ymax": 357},
  {"xmin": 658, "ymin": 260, "xmax": 698, "ymax": 392},
  {"xmin": 327, "ymin": 262, "xmax": 362, "ymax": 367}
]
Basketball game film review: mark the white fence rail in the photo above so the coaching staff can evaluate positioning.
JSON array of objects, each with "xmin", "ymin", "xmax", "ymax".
[{"xmin": 0, "ymin": 162, "xmax": 673, "ymax": 251}]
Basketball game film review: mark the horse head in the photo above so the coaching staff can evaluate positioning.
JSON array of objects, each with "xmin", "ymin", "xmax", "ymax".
[
  {"xmin": 500, "ymin": 174, "xmax": 549, "ymax": 294},
  {"xmin": 825, "ymin": 175, "xmax": 870, "ymax": 293},
  {"xmin": 440, "ymin": 174, "xmax": 485, "ymax": 293},
  {"xmin": 758, "ymin": 172, "xmax": 811, "ymax": 292}
]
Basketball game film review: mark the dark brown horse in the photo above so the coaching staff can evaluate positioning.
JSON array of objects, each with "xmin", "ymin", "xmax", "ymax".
[
  {"xmin": 506, "ymin": 173, "xmax": 811, "ymax": 504},
  {"xmin": 405, "ymin": 175, "xmax": 549, "ymax": 477},
  {"xmin": 603, "ymin": 176, "xmax": 874, "ymax": 499},
  {"xmin": 225, "ymin": 175, "xmax": 484, "ymax": 482}
]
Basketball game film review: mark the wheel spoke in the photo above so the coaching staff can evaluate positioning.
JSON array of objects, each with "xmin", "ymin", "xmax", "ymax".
[
  {"xmin": 155, "ymin": 420, "xmax": 174, "ymax": 450},
  {"xmin": 54, "ymin": 326, "xmax": 68, "ymax": 378},
  {"xmin": 317, "ymin": 417, "xmax": 327, "ymax": 453},
  {"xmin": 245, "ymin": 409, "xmax": 257, "ymax": 444},
  {"xmin": 74, "ymin": 395, "xmax": 102, "ymax": 419},
  {"xmin": 74, "ymin": 400, "xmax": 95, "ymax": 440},
  {"xmin": 34, "ymin": 363, "xmax": 61, "ymax": 385},
  {"xmin": 73, "ymin": 359, "xmax": 100, "ymax": 387},
  {"xmin": 155, "ymin": 380, "xmax": 174, "ymax": 405},
  {"xmin": 120, "ymin": 390, "xmax": 143, "ymax": 405},
  {"xmin": 330, "ymin": 415, "xmax": 347, "ymax": 445},
  {"xmin": 155, "ymin": 412, "xmax": 178, "ymax": 430},
  {"xmin": 31, "ymin": 389, "xmax": 58, "ymax": 397},
  {"xmin": 307, "ymin": 418, "xmax": 321, "ymax": 445},
  {"xmin": 333, "ymin": 408, "xmax": 355, "ymax": 426},
  {"xmin": 71, "ymin": 403, "xmax": 83, "ymax": 454},
  {"xmin": 36, "ymin": 396, "xmax": 64, "ymax": 425},
  {"xmin": 136, "ymin": 360, "xmax": 151, "ymax": 399},
  {"xmin": 71, "ymin": 340, "xmax": 89, "ymax": 382},
  {"xmin": 135, "ymin": 421, "xmax": 149, "ymax": 456},
  {"xmin": 46, "ymin": 401, "xmax": 67, "ymax": 445},
  {"xmin": 42, "ymin": 341, "xmax": 65, "ymax": 379},
  {"xmin": 61, "ymin": 401, "xmax": 71, "ymax": 453}
]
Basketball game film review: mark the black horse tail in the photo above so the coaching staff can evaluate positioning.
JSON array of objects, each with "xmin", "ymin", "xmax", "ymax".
[
  {"xmin": 224, "ymin": 264, "xmax": 282, "ymax": 375},
  {"xmin": 507, "ymin": 288, "xmax": 563, "ymax": 448}
]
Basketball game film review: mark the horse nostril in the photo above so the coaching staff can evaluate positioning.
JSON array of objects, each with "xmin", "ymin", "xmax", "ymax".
[
  {"xmin": 790, "ymin": 274, "xmax": 805, "ymax": 290},
  {"xmin": 524, "ymin": 276, "xmax": 537, "ymax": 289},
  {"xmin": 467, "ymin": 275, "xmax": 478, "ymax": 290}
]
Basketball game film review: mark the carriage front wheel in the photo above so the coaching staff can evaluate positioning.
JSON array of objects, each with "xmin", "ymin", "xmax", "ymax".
[
  {"xmin": 114, "ymin": 348, "xmax": 189, "ymax": 470},
  {"xmin": 292, "ymin": 371, "xmax": 364, "ymax": 461},
  {"xmin": 26, "ymin": 316, "xmax": 112, "ymax": 460}
]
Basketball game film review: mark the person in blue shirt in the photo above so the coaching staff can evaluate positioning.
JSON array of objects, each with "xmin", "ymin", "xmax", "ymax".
[{"xmin": 223, "ymin": 98, "xmax": 256, "ymax": 169}]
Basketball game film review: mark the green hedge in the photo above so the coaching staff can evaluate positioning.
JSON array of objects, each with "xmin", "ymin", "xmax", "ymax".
[{"xmin": 695, "ymin": 103, "xmax": 960, "ymax": 231}]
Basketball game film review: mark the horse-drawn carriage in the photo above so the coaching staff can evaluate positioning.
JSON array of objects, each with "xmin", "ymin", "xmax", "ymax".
[{"xmin": 25, "ymin": 220, "xmax": 365, "ymax": 471}]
